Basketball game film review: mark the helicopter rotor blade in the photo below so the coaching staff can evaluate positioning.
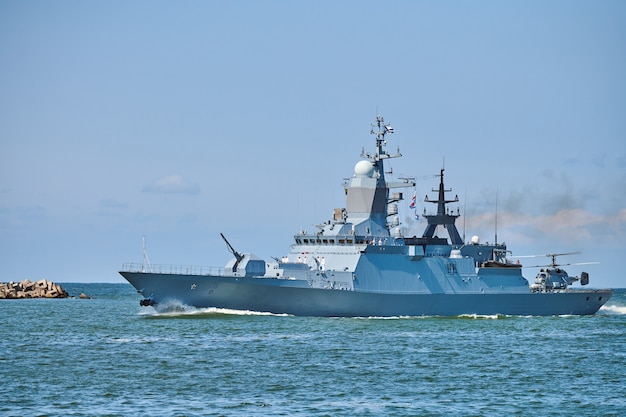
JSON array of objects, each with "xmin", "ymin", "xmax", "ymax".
[
  {"xmin": 515, "ymin": 251, "xmax": 581, "ymax": 259},
  {"xmin": 546, "ymin": 251, "xmax": 581, "ymax": 257},
  {"xmin": 521, "ymin": 261, "xmax": 599, "ymax": 269}
]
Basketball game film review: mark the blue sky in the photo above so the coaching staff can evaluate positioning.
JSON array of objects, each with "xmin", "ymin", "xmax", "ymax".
[{"xmin": 1, "ymin": 1, "xmax": 624, "ymax": 288}]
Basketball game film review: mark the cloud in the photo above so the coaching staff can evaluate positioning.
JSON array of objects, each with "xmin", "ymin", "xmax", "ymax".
[
  {"xmin": 98, "ymin": 199, "xmax": 129, "ymax": 217},
  {"xmin": 466, "ymin": 208, "xmax": 626, "ymax": 247},
  {"xmin": 143, "ymin": 175, "xmax": 200, "ymax": 195}
]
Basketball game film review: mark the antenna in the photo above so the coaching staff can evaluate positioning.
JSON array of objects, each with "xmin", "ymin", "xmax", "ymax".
[
  {"xmin": 142, "ymin": 235, "xmax": 152, "ymax": 273},
  {"xmin": 494, "ymin": 187, "xmax": 498, "ymax": 245},
  {"xmin": 463, "ymin": 187, "xmax": 467, "ymax": 244}
]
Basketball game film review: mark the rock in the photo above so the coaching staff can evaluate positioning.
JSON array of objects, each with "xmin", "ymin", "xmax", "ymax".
[
  {"xmin": 79, "ymin": 293, "xmax": 90, "ymax": 299},
  {"xmin": 0, "ymin": 279, "xmax": 69, "ymax": 299}
]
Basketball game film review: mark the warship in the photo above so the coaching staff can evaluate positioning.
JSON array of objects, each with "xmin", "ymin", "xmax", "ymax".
[{"xmin": 120, "ymin": 116, "xmax": 612, "ymax": 316}]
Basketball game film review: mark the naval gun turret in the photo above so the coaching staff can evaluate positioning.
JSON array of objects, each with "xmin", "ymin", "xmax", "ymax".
[{"xmin": 221, "ymin": 233, "xmax": 266, "ymax": 277}]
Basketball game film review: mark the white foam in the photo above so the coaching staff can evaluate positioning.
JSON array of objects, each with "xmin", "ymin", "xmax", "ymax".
[
  {"xmin": 599, "ymin": 304, "xmax": 626, "ymax": 315},
  {"xmin": 356, "ymin": 314, "xmax": 503, "ymax": 320},
  {"xmin": 138, "ymin": 301, "xmax": 290, "ymax": 317},
  {"xmin": 457, "ymin": 313, "xmax": 502, "ymax": 320},
  {"xmin": 197, "ymin": 307, "xmax": 290, "ymax": 317},
  {"xmin": 355, "ymin": 315, "xmax": 418, "ymax": 320}
]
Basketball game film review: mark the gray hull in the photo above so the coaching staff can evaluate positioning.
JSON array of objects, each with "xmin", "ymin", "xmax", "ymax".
[{"xmin": 121, "ymin": 271, "xmax": 612, "ymax": 317}]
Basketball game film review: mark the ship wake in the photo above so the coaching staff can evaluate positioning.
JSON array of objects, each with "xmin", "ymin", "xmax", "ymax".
[
  {"xmin": 138, "ymin": 299, "xmax": 290, "ymax": 317},
  {"xmin": 357, "ymin": 314, "xmax": 506, "ymax": 320},
  {"xmin": 599, "ymin": 303, "xmax": 626, "ymax": 315}
]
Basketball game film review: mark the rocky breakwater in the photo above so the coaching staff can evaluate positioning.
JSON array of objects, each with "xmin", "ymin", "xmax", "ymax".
[{"xmin": 0, "ymin": 279, "xmax": 69, "ymax": 299}]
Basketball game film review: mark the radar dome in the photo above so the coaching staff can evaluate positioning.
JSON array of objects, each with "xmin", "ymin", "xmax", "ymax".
[
  {"xmin": 471, "ymin": 235, "xmax": 480, "ymax": 244},
  {"xmin": 354, "ymin": 160, "xmax": 374, "ymax": 177}
]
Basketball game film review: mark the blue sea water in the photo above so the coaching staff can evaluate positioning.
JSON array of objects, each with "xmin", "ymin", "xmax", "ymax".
[{"xmin": 1, "ymin": 284, "xmax": 624, "ymax": 417}]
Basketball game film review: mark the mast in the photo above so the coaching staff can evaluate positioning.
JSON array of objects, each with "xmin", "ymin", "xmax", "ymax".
[
  {"xmin": 362, "ymin": 115, "xmax": 402, "ymax": 171},
  {"xmin": 463, "ymin": 188, "xmax": 467, "ymax": 244},
  {"xmin": 344, "ymin": 115, "xmax": 406, "ymax": 237},
  {"xmin": 495, "ymin": 187, "xmax": 499, "ymax": 245},
  {"xmin": 421, "ymin": 168, "xmax": 463, "ymax": 245},
  {"xmin": 141, "ymin": 235, "xmax": 151, "ymax": 273}
]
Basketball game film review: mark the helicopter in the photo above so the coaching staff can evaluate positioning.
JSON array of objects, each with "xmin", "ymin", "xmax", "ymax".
[{"xmin": 518, "ymin": 252, "xmax": 598, "ymax": 293}]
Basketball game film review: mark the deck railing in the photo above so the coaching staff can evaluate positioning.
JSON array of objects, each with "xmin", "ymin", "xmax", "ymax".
[{"xmin": 120, "ymin": 263, "xmax": 226, "ymax": 276}]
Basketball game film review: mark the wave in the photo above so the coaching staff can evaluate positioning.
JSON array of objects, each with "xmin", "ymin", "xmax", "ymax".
[
  {"xmin": 109, "ymin": 335, "xmax": 176, "ymax": 344},
  {"xmin": 138, "ymin": 300, "xmax": 290, "ymax": 317},
  {"xmin": 457, "ymin": 313, "xmax": 504, "ymax": 320},
  {"xmin": 358, "ymin": 313, "xmax": 505, "ymax": 320},
  {"xmin": 599, "ymin": 304, "xmax": 626, "ymax": 315},
  {"xmin": 138, "ymin": 298, "xmax": 626, "ymax": 318}
]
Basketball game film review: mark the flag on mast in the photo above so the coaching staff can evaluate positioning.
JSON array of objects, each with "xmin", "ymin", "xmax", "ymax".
[{"xmin": 409, "ymin": 192, "xmax": 416, "ymax": 209}]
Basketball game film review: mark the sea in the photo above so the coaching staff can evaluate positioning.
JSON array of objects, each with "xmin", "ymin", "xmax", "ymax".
[{"xmin": 1, "ymin": 284, "xmax": 624, "ymax": 417}]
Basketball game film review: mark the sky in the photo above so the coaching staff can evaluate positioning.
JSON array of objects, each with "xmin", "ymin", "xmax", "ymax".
[{"xmin": 1, "ymin": 1, "xmax": 625, "ymax": 288}]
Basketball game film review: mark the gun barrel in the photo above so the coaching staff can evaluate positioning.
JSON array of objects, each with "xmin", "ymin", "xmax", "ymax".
[{"xmin": 220, "ymin": 233, "xmax": 243, "ymax": 261}]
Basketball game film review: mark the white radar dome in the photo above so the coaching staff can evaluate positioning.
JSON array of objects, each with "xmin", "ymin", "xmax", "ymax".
[
  {"xmin": 354, "ymin": 160, "xmax": 374, "ymax": 177},
  {"xmin": 471, "ymin": 235, "xmax": 480, "ymax": 244}
]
